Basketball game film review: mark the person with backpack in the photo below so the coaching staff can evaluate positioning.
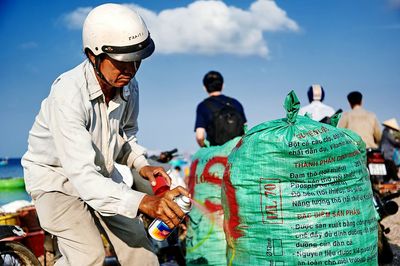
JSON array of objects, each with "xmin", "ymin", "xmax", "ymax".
[{"xmin": 194, "ymin": 71, "xmax": 247, "ymax": 147}]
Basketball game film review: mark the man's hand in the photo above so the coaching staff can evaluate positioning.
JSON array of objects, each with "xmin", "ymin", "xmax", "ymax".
[
  {"xmin": 195, "ymin": 127, "xmax": 206, "ymax": 147},
  {"xmin": 139, "ymin": 186, "xmax": 191, "ymax": 229},
  {"xmin": 139, "ymin": 165, "xmax": 171, "ymax": 187}
]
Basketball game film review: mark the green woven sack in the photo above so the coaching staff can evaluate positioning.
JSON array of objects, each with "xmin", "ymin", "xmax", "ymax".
[
  {"xmin": 222, "ymin": 91, "xmax": 377, "ymax": 265},
  {"xmin": 186, "ymin": 137, "xmax": 241, "ymax": 266}
]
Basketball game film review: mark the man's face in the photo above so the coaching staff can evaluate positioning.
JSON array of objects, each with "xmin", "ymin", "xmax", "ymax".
[{"xmin": 100, "ymin": 55, "xmax": 141, "ymax": 88}]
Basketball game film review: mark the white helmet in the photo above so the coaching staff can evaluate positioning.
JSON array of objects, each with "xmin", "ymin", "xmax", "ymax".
[
  {"xmin": 82, "ymin": 3, "xmax": 155, "ymax": 62},
  {"xmin": 307, "ymin": 84, "xmax": 325, "ymax": 102}
]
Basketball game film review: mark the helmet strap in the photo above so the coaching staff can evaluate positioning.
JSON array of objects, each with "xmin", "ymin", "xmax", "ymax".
[
  {"xmin": 89, "ymin": 55, "xmax": 128, "ymax": 102},
  {"xmin": 91, "ymin": 56, "xmax": 114, "ymax": 88}
]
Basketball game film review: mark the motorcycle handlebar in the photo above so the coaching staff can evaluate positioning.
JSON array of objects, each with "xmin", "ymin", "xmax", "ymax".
[{"xmin": 154, "ymin": 148, "xmax": 178, "ymax": 163}]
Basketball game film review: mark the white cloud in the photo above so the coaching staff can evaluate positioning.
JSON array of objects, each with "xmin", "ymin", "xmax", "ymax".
[
  {"xmin": 61, "ymin": 7, "xmax": 93, "ymax": 30},
  {"xmin": 61, "ymin": 0, "xmax": 299, "ymax": 57}
]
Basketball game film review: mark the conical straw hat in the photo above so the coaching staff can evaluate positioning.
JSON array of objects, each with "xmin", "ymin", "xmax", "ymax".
[{"xmin": 382, "ymin": 118, "xmax": 400, "ymax": 131}]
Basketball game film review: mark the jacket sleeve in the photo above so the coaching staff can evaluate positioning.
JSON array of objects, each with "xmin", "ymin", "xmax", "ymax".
[
  {"xmin": 117, "ymin": 80, "xmax": 149, "ymax": 171},
  {"xmin": 47, "ymin": 83, "xmax": 145, "ymax": 218}
]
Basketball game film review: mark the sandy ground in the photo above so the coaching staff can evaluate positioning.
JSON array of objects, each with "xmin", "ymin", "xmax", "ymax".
[{"xmin": 380, "ymin": 196, "xmax": 400, "ymax": 266}]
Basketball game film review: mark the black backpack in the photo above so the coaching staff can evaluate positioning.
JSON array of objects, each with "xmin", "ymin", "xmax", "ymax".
[{"xmin": 204, "ymin": 97, "xmax": 245, "ymax": 146}]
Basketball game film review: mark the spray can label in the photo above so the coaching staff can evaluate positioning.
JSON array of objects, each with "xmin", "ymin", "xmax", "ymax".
[
  {"xmin": 148, "ymin": 219, "xmax": 173, "ymax": 241},
  {"xmin": 148, "ymin": 195, "xmax": 191, "ymax": 241}
]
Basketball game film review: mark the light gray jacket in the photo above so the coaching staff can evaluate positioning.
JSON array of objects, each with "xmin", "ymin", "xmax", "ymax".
[{"xmin": 22, "ymin": 60, "xmax": 149, "ymax": 218}]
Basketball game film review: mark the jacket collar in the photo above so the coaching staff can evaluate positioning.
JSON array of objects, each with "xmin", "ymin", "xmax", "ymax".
[
  {"xmin": 83, "ymin": 60, "xmax": 126, "ymax": 109},
  {"xmin": 84, "ymin": 60, "xmax": 104, "ymax": 101}
]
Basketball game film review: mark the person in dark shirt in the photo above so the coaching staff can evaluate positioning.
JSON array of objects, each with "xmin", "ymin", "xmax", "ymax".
[{"xmin": 194, "ymin": 71, "xmax": 247, "ymax": 147}]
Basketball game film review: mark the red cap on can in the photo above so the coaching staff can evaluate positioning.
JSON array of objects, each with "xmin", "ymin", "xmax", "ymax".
[{"xmin": 152, "ymin": 175, "xmax": 170, "ymax": 195}]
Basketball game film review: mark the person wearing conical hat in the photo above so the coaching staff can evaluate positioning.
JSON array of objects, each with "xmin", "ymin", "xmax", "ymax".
[
  {"xmin": 380, "ymin": 118, "xmax": 400, "ymax": 180},
  {"xmin": 382, "ymin": 118, "xmax": 400, "ymax": 132}
]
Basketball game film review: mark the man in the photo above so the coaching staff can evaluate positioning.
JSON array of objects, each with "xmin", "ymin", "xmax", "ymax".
[
  {"xmin": 299, "ymin": 84, "xmax": 335, "ymax": 122},
  {"xmin": 338, "ymin": 91, "xmax": 381, "ymax": 148},
  {"xmin": 194, "ymin": 71, "xmax": 247, "ymax": 147},
  {"xmin": 21, "ymin": 4, "xmax": 189, "ymax": 265}
]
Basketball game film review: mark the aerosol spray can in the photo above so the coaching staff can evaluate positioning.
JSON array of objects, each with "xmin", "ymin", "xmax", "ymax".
[{"xmin": 148, "ymin": 195, "xmax": 191, "ymax": 241}]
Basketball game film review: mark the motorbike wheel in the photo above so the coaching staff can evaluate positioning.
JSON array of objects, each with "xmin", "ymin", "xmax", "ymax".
[
  {"xmin": 378, "ymin": 223, "xmax": 394, "ymax": 264},
  {"xmin": 0, "ymin": 241, "xmax": 41, "ymax": 266}
]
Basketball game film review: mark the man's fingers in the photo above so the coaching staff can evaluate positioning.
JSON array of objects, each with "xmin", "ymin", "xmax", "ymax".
[
  {"xmin": 166, "ymin": 197, "xmax": 185, "ymax": 219},
  {"xmin": 164, "ymin": 187, "xmax": 191, "ymax": 201},
  {"xmin": 155, "ymin": 168, "xmax": 171, "ymax": 185},
  {"xmin": 175, "ymin": 186, "xmax": 191, "ymax": 198},
  {"xmin": 149, "ymin": 176, "xmax": 156, "ymax": 186},
  {"xmin": 156, "ymin": 198, "xmax": 182, "ymax": 228},
  {"xmin": 164, "ymin": 207, "xmax": 182, "ymax": 227},
  {"xmin": 149, "ymin": 166, "xmax": 171, "ymax": 186},
  {"xmin": 139, "ymin": 166, "xmax": 169, "ymax": 186}
]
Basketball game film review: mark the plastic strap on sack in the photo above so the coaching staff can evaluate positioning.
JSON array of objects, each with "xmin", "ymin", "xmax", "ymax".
[
  {"xmin": 329, "ymin": 112, "xmax": 342, "ymax": 127},
  {"xmin": 284, "ymin": 90, "xmax": 300, "ymax": 124}
]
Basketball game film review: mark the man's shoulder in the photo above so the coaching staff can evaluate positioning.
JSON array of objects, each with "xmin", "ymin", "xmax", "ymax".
[
  {"xmin": 340, "ymin": 109, "xmax": 352, "ymax": 118},
  {"xmin": 220, "ymin": 94, "xmax": 241, "ymax": 103},
  {"xmin": 364, "ymin": 108, "xmax": 378, "ymax": 118},
  {"xmin": 203, "ymin": 95, "xmax": 244, "ymax": 109},
  {"xmin": 355, "ymin": 107, "xmax": 378, "ymax": 118},
  {"xmin": 299, "ymin": 103, "xmax": 313, "ymax": 111},
  {"xmin": 49, "ymin": 61, "xmax": 88, "ymax": 103},
  {"xmin": 320, "ymin": 102, "xmax": 335, "ymax": 113},
  {"xmin": 52, "ymin": 61, "xmax": 87, "ymax": 87},
  {"xmin": 197, "ymin": 97, "xmax": 211, "ymax": 108},
  {"xmin": 199, "ymin": 95, "xmax": 223, "ymax": 107}
]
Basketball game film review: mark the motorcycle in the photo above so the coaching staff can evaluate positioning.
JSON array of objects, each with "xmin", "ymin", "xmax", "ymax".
[
  {"xmin": 0, "ymin": 225, "xmax": 41, "ymax": 266},
  {"xmin": 149, "ymin": 148, "xmax": 178, "ymax": 164},
  {"xmin": 367, "ymin": 148, "xmax": 400, "ymax": 195},
  {"xmin": 367, "ymin": 148, "xmax": 390, "ymax": 186},
  {"xmin": 367, "ymin": 148, "xmax": 400, "ymax": 264},
  {"xmin": 373, "ymin": 190, "xmax": 400, "ymax": 265}
]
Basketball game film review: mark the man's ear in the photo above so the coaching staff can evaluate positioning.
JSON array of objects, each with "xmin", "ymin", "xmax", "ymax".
[{"xmin": 85, "ymin": 49, "xmax": 96, "ymax": 64}]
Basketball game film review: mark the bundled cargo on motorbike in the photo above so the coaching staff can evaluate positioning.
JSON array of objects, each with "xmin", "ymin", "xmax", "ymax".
[
  {"xmin": 186, "ymin": 137, "xmax": 241, "ymax": 266},
  {"xmin": 221, "ymin": 91, "xmax": 378, "ymax": 265}
]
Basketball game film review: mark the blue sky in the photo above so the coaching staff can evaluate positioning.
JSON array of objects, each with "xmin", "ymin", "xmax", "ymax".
[{"xmin": 0, "ymin": 0, "xmax": 399, "ymax": 157}]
